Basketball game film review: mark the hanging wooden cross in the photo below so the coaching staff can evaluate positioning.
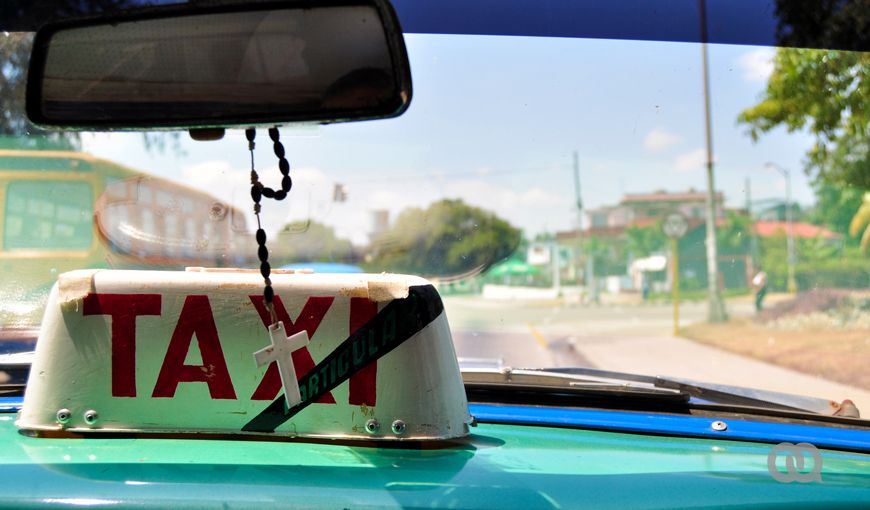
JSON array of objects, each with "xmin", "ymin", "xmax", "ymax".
[
  {"xmin": 246, "ymin": 127, "xmax": 305, "ymax": 406},
  {"xmin": 254, "ymin": 322, "xmax": 309, "ymax": 408}
]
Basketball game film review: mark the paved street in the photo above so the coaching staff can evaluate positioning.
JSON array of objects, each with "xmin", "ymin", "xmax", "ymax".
[{"xmin": 444, "ymin": 295, "xmax": 870, "ymax": 413}]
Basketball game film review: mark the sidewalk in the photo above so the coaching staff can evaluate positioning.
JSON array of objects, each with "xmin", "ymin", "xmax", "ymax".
[{"xmin": 573, "ymin": 334, "xmax": 870, "ymax": 415}]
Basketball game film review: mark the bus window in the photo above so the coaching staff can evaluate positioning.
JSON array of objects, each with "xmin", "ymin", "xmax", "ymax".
[{"xmin": 3, "ymin": 180, "xmax": 92, "ymax": 251}]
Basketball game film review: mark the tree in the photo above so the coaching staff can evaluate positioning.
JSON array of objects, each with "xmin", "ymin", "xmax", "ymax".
[
  {"xmin": 369, "ymin": 199, "xmax": 521, "ymax": 276},
  {"xmin": 716, "ymin": 211, "xmax": 752, "ymax": 255},
  {"xmin": 737, "ymin": 48, "xmax": 869, "ymax": 188},
  {"xmin": 1, "ymin": 33, "xmax": 79, "ymax": 150},
  {"xmin": 625, "ymin": 224, "xmax": 666, "ymax": 258},
  {"xmin": 271, "ymin": 220, "xmax": 354, "ymax": 265},
  {"xmin": 811, "ymin": 182, "xmax": 866, "ymax": 240},
  {"xmin": 767, "ymin": 0, "xmax": 870, "ymax": 52},
  {"xmin": 1, "ymin": 23, "xmax": 180, "ymax": 153},
  {"xmin": 850, "ymin": 192, "xmax": 870, "ymax": 253}
]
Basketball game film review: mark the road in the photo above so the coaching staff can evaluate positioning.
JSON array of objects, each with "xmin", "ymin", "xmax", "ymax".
[
  {"xmin": 443, "ymin": 295, "xmax": 870, "ymax": 413},
  {"xmin": 445, "ymin": 296, "xmax": 740, "ymax": 366},
  {"xmin": 444, "ymin": 295, "xmax": 754, "ymax": 369},
  {"xmin": 444, "ymin": 297, "xmax": 724, "ymax": 367}
]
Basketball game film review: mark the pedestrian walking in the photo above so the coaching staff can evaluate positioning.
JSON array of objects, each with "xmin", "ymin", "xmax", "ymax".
[{"xmin": 752, "ymin": 270, "xmax": 768, "ymax": 312}]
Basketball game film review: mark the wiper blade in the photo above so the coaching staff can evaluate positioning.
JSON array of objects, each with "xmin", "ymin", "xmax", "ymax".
[
  {"xmin": 0, "ymin": 350, "xmax": 33, "ymax": 397},
  {"xmin": 538, "ymin": 367, "xmax": 859, "ymax": 417},
  {"xmin": 462, "ymin": 367, "xmax": 690, "ymax": 404}
]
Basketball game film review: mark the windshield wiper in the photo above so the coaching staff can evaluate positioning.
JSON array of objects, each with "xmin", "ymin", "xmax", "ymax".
[
  {"xmin": 486, "ymin": 366, "xmax": 862, "ymax": 419},
  {"xmin": 0, "ymin": 350, "xmax": 33, "ymax": 397},
  {"xmin": 3, "ymin": 352, "xmax": 861, "ymax": 420},
  {"xmin": 462, "ymin": 367, "xmax": 691, "ymax": 410}
]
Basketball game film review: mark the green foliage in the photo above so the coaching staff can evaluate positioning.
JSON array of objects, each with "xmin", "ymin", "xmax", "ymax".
[
  {"xmin": 0, "ymin": 33, "xmax": 80, "ymax": 150},
  {"xmin": 794, "ymin": 255, "xmax": 870, "ymax": 290},
  {"xmin": 649, "ymin": 287, "xmax": 749, "ymax": 303},
  {"xmin": 271, "ymin": 220, "xmax": 353, "ymax": 265},
  {"xmin": 811, "ymin": 182, "xmax": 866, "ymax": 239},
  {"xmin": 625, "ymin": 224, "xmax": 666, "ymax": 258},
  {"xmin": 850, "ymin": 192, "xmax": 870, "ymax": 253},
  {"xmin": 369, "ymin": 199, "xmax": 521, "ymax": 276},
  {"xmin": 581, "ymin": 235, "xmax": 627, "ymax": 277},
  {"xmin": 770, "ymin": 0, "xmax": 870, "ymax": 52},
  {"xmin": 716, "ymin": 211, "xmax": 752, "ymax": 255},
  {"xmin": 738, "ymin": 48, "xmax": 869, "ymax": 188},
  {"xmin": 1, "ymin": 28, "xmax": 181, "ymax": 154},
  {"xmin": 757, "ymin": 233, "xmax": 865, "ymax": 290}
]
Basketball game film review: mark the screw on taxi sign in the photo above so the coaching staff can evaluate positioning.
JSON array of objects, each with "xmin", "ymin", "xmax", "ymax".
[{"xmin": 663, "ymin": 213, "xmax": 689, "ymax": 239}]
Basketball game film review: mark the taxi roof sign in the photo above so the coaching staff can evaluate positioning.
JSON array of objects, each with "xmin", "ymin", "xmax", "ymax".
[{"xmin": 18, "ymin": 270, "xmax": 470, "ymax": 440}]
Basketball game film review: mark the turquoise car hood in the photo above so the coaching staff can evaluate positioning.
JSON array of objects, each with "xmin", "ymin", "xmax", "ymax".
[{"xmin": 1, "ymin": 409, "xmax": 869, "ymax": 509}]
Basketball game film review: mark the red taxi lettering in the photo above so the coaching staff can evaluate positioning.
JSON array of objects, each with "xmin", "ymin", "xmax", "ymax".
[
  {"xmin": 250, "ymin": 295, "xmax": 380, "ymax": 405},
  {"xmin": 82, "ymin": 293, "xmax": 162, "ymax": 398},
  {"xmin": 152, "ymin": 295, "xmax": 237, "ymax": 399},
  {"xmin": 249, "ymin": 295, "xmax": 337, "ymax": 403},
  {"xmin": 83, "ymin": 292, "xmax": 380, "ymax": 403}
]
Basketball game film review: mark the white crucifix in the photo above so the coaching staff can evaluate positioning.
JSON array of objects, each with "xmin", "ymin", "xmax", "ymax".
[{"xmin": 253, "ymin": 322, "xmax": 309, "ymax": 407}]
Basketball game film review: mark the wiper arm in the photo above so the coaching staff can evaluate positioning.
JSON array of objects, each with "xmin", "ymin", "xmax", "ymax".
[
  {"xmin": 0, "ymin": 350, "xmax": 33, "ymax": 397},
  {"xmin": 539, "ymin": 367, "xmax": 859, "ymax": 417},
  {"xmin": 462, "ymin": 367, "xmax": 690, "ymax": 405}
]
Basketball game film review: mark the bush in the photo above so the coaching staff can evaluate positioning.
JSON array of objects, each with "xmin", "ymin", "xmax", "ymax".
[{"xmin": 771, "ymin": 259, "xmax": 870, "ymax": 291}]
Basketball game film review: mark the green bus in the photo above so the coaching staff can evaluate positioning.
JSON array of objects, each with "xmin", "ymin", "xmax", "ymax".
[{"xmin": 0, "ymin": 148, "xmax": 248, "ymax": 338}]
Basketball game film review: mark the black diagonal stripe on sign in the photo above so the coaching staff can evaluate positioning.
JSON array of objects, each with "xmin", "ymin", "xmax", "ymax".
[{"xmin": 242, "ymin": 284, "xmax": 444, "ymax": 433}]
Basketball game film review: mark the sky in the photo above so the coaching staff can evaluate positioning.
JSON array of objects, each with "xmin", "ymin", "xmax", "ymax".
[{"xmin": 80, "ymin": 34, "xmax": 817, "ymax": 245}]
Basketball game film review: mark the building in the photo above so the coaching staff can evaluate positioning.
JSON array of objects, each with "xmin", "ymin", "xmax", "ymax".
[
  {"xmin": 557, "ymin": 188, "xmax": 742, "ymax": 292},
  {"xmin": 586, "ymin": 188, "xmax": 724, "ymax": 232},
  {"xmin": 752, "ymin": 199, "xmax": 804, "ymax": 222},
  {"xmin": 752, "ymin": 221, "xmax": 841, "ymax": 241}
]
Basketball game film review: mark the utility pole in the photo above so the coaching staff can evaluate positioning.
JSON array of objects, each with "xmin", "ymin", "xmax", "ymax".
[
  {"xmin": 699, "ymin": 0, "xmax": 727, "ymax": 322},
  {"xmin": 746, "ymin": 177, "xmax": 759, "ymax": 276},
  {"xmin": 664, "ymin": 212, "xmax": 688, "ymax": 336},
  {"xmin": 765, "ymin": 162, "xmax": 797, "ymax": 293},
  {"xmin": 551, "ymin": 241, "xmax": 561, "ymax": 295},
  {"xmin": 573, "ymin": 151, "xmax": 596, "ymax": 303},
  {"xmin": 784, "ymin": 169, "xmax": 796, "ymax": 293}
]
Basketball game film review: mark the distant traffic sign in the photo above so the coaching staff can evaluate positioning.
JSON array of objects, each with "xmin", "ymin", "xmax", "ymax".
[{"xmin": 663, "ymin": 212, "xmax": 688, "ymax": 239}]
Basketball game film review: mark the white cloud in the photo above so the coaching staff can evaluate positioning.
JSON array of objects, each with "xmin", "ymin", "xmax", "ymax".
[
  {"xmin": 81, "ymin": 133, "xmax": 139, "ymax": 161},
  {"xmin": 445, "ymin": 179, "xmax": 567, "ymax": 209},
  {"xmin": 643, "ymin": 127, "xmax": 681, "ymax": 151},
  {"xmin": 179, "ymin": 160, "xmax": 250, "ymax": 217},
  {"xmin": 673, "ymin": 148, "xmax": 708, "ymax": 172},
  {"xmin": 336, "ymin": 176, "xmax": 572, "ymax": 244},
  {"xmin": 440, "ymin": 179, "xmax": 572, "ymax": 235},
  {"xmin": 774, "ymin": 176, "xmax": 787, "ymax": 192},
  {"xmin": 178, "ymin": 161, "xmax": 335, "ymax": 237},
  {"xmin": 736, "ymin": 48, "xmax": 774, "ymax": 83},
  {"xmin": 173, "ymin": 161, "xmax": 574, "ymax": 246}
]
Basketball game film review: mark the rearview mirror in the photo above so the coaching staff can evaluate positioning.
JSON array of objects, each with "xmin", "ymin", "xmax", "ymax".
[{"xmin": 26, "ymin": 0, "xmax": 412, "ymax": 129}]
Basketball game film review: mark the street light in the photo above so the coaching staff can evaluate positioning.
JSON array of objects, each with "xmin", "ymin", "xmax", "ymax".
[{"xmin": 764, "ymin": 162, "xmax": 797, "ymax": 294}]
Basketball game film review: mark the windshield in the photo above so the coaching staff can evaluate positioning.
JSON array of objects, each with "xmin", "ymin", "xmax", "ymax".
[{"xmin": 1, "ymin": 10, "xmax": 869, "ymax": 418}]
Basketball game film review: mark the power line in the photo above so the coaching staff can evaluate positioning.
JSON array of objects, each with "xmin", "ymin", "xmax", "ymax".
[{"xmin": 346, "ymin": 163, "xmax": 571, "ymax": 184}]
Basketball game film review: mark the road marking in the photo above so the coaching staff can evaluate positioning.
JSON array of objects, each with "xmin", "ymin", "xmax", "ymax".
[{"xmin": 525, "ymin": 322, "xmax": 549, "ymax": 349}]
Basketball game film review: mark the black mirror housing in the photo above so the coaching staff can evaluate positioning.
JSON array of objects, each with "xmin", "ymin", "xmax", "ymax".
[{"xmin": 26, "ymin": 0, "xmax": 412, "ymax": 130}]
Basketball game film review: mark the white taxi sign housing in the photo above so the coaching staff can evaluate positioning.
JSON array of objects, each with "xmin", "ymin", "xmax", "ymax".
[{"xmin": 18, "ymin": 270, "xmax": 470, "ymax": 440}]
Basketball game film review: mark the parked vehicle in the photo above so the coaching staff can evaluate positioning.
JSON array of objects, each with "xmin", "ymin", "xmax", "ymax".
[{"xmin": 0, "ymin": 148, "xmax": 246, "ymax": 333}]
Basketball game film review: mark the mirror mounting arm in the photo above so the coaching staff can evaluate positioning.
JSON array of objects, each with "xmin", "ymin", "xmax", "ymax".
[{"xmin": 189, "ymin": 128, "xmax": 226, "ymax": 142}]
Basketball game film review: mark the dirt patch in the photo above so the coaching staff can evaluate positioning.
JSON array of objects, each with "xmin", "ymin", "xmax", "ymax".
[
  {"xmin": 682, "ymin": 319, "xmax": 870, "ymax": 391},
  {"xmin": 755, "ymin": 288, "xmax": 860, "ymax": 323}
]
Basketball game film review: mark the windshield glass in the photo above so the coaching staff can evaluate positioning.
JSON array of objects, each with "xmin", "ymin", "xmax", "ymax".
[{"xmin": 2, "ymin": 23, "xmax": 869, "ymax": 416}]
